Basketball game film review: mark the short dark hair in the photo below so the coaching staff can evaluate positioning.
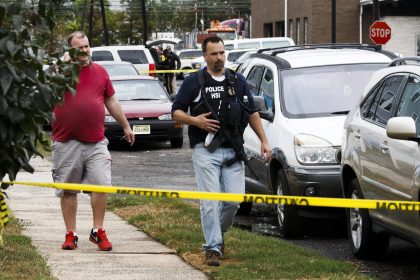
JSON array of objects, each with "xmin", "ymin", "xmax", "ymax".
[
  {"xmin": 67, "ymin": 31, "xmax": 87, "ymax": 46},
  {"xmin": 202, "ymin": 36, "xmax": 224, "ymax": 53}
]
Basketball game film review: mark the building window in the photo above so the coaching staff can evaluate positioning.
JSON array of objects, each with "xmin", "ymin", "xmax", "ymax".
[
  {"xmin": 264, "ymin": 23, "xmax": 273, "ymax": 37},
  {"xmin": 296, "ymin": 18, "xmax": 301, "ymax": 45},
  {"xmin": 288, "ymin": 19, "xmax": 293, "ymax": 40},
  {"xmin": 275, "ymin": 21, "xmax": 285, "ymax": 37},
  {"xmin": 304, "ymin": 17, "xmax": 308, "ymax": 44}
]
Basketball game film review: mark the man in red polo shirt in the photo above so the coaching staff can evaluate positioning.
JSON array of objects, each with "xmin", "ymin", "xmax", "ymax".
[{"xmin": 52, "ymin": 31, "xmax": 135, "ymax": 251}]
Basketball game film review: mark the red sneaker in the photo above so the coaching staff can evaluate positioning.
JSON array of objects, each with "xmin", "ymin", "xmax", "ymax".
[
  {"xmin": 62, "ymin": 231, "xmax": 78, "ymax": 250},
  {"xmin": 89, "ymin": 228, "xmax": 112, "ymax": 251}
]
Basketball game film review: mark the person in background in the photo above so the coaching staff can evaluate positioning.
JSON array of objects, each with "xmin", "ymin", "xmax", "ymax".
[
  {"xmin": 164, "ymin": 46, "xmax": 181, "ymax": 95},
  {"xmin": 171, "ymin": 36, "xmax": 271, "ymax": 266},
  {"xmin": 52, "ymin": 31, "xmax": 135, "ymax": 251}
]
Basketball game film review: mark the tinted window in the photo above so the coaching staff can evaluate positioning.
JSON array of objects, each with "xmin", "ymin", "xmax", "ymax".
[
  {"xmin": 117, "ymin": 50, "xmax": 148, "ymax": 64},
  {"xmin": 397, "ymin": 74, "xmax": 420, "ymax": 134},
  {"xmin": 91, "ymin": 51, "xmax": 114, "ymax": 61},
  {"xmin": 361, "ymin": 84, "xmax": 381, "ymax": 118},
  {"xmin": 372, "ymin": 75, "xmax": 404, "ymax": 125},
  {"xmin": 246, "ymin": 66, "xmax": 264, "ymax": 96}
]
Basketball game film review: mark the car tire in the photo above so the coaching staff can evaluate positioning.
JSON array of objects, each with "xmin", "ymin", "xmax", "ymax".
[
  {"xmin": 274, "ymin": 169, "xmax": 303, "ymax": 239},
  {"xmin": 170, "ymin": 137, "xmax": 183, "ymax": 148},
  {"xmin": 236, "ymin": 202, "xmax": 252, "ymax": 216},
  {"xmin": 347, "ymin": 178, "xmax": 390, "ymax": 259}
]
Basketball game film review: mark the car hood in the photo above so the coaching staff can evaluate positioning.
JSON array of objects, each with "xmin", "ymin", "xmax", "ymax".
[
  {"xmin": 105, "ymin": 100, "xmax": 172, "ymax": 118},
  {"xmin": 286, "ymin": 116, "xmax": 347, "ymax": 146}
]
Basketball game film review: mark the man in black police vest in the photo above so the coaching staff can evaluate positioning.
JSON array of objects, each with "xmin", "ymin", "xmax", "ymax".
[{"xmin": 172, "ymin": 36, "xmax": 271, "ymax": 266}]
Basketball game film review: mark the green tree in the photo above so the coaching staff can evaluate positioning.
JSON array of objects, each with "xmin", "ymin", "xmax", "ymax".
[{"xmin": 0, "ymin": 0, "xmax": 79, "ymax": 183}]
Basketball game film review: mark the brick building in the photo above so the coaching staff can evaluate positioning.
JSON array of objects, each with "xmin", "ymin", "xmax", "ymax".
[{"xmin": 251, "ymin": 0, "xmax": 420, "ymax": 56}]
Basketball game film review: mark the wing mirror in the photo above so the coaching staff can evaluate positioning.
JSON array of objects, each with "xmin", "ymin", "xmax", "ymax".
[
  {"xmin": 387, "ymin": 117, "xmax": 419, "ymax": 142},
  {"xmin": 253, "ymin": 95, "xmax": 274, "ymax": 122}
]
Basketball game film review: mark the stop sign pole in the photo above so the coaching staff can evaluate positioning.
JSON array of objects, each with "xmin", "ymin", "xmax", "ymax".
[{"xmin": 370, "ymin": 21, "xmax": 392, "ymax": 45}]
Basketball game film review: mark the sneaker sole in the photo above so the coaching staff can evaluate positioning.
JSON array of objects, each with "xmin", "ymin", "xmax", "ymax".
[{"xmin": 62, "ymin": 245, "xmax": 77, "ymax": 250}]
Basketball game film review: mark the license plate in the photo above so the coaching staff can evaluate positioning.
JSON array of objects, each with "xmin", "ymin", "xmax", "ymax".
[{"xmin": 133, "ymin": 125, "xmax": 150, "ymax": 135}]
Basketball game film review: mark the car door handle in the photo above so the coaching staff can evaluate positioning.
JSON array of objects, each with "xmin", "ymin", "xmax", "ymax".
[
  {"xmin": 354, "ymin": 130, "xmax": 361, "ymax": 139},
  {"xmin": 380, "ymin": 142, "xmax": 389, "ymax": 152}
]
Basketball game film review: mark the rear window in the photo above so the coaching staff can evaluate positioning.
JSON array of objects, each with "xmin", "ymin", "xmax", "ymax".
[
  {"xmin": 238, "ymin": 42, "xmax": 260, "ymax": 49},
  {"xmin": 117, "ymin": 50, "xmax": 148, "ymax": 64},
  {"xmin": 262, "ymin": 41, "xmax": 292, "ymax": 48},
  {"xmin": 179, "ymin": 50, "xmax": 202, "ymax": 59},
  {"xmin": 91, "ymin": 51, "xmax": 114, "ymax": 61}
]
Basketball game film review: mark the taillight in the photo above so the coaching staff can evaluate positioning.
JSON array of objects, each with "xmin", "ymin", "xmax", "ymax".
[{"xmin": 149, "ymin": 63, "xmax": 155, "ymax": 77}]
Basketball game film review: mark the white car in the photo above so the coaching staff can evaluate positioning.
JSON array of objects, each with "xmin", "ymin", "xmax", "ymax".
[
  {"xmin": 175, "ymin": 49, "xmax": 202, "ymax": 79},
  {"xmin": 341, "ymin": 57, "xmax": 420, "ymax": 259},
  {"xmin": 91, "ymin": 45, "xmax": 156, "ymax": 76},
  {"xmin": 190, "ymin": 49, "xmax": 255, "ymax": 71},
  {"xmin": 239, "ymin": 44, "xmax": 398, "ymax": 238}
]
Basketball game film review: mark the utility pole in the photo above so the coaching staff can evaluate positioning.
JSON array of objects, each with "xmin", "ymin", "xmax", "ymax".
[
  {"xmin": 99, "ymin": 0, "xmax": 109, "ymax": 45},
  {"xmin": 373, "ymin": 0, "xmax": 380, "ymax": 21},
  {"xmin": 141, "ymin": 0, "xmax": 148, "ymax": 45},
  {"xmin": 88, "ymin": 0, "xmax": 94, "ymax": 46},
  {"xmin": 331, "ymin": 0, "xmax": 336, "ymax": 43},
  {"xmin": 284, "ymin": 0, "xmax": 288, "ymax": 37},
  {"xmin": 81, "ymin": 0, "xmax": 87, "ymax": 31}
]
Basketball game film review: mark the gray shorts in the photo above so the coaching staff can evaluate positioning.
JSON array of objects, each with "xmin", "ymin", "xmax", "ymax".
[{"xmin": 52, "ymin": 139, "xmax": 112, "ymax": 197}]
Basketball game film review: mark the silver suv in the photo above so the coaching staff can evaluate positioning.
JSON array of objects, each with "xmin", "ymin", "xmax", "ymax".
[
  {"xmin": 238, "ymin": 44, "xmax": 397, "ymax": 238},
  {"xmin": 341, "ymin": 57, "xmax": 420, "ymax": 259}
]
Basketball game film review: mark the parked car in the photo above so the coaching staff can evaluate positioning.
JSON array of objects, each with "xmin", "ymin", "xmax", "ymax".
[
  {"xmin": 96, "ymin": 61, "xmax": 139, "ymax": 77},
  {"xmin": 105, "ymin": 76, "xmax": 183, "ymax": 148},
  {"xmin": 175, "ymin": 48, "xmax": 202, "ymax": 79},
  {"xmin": 238, "ymin": 44, "xmax": 398, "ymax": 238},
  {"xmin": 90, "ymin": 45, "xmax": 156, "ymax": 76},
  {"xmin": 341, "ymin": 57, "xmax": 420, "ymax": 259},
  {"xmin": 223, "ymin": 37, "xmax": 295, "ymax": 50},
  {"xmin": 191, "ymin": 49, "xmax": 255, "ymax": 70}
]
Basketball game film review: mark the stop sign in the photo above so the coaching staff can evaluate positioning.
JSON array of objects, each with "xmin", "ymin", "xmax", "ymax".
[{"xmin": 370, "ymin": 21, "xmax": 391, "ymax": 45}]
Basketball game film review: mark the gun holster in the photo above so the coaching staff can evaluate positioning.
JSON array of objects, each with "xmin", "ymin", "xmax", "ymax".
[{"xmin": 205, "ymin": 134, "xmax": 224, "ymax": 153}]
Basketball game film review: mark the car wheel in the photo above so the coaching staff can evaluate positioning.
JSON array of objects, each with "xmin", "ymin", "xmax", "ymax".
[
  {"xmin": 236, "ymin": 202, "xmax": 252, "ymax": 216},
  {"xmin": 170, "ymin": 137, "xmax": 183, "ymax": 148},
  {"xmin": 274, "ymin": 169, "xmax": 303, "ymax": 238},
  {"xmin": 347, "ymin": 178, "xmax": 390, "ymax": 259}
]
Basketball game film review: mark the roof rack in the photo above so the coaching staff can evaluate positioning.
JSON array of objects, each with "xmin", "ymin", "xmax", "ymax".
[
  {"xmin": 269, "ymin": 43, "xmax": 382, "ymax": 56},
  {"xmin": 388, "ymin": 57, "xmax": 420, "ymax": 67}
]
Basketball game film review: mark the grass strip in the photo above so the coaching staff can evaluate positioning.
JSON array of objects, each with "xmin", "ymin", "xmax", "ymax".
[
  {"xmin": 108, "ymin": 195, "xmax": 374, "ymax": 280},
  {"xmin": 0, "ymin": 215, "xmax": 56, "ymax": 280}
]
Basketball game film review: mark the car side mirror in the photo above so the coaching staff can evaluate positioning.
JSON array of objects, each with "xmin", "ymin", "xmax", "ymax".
[
  {"xmin": 253, "ymin": 95, "xmax": 274, "ymax": 122},
  {"xmin": 386, "ymin": 117, "xmax": 418, "ymax": 141}
]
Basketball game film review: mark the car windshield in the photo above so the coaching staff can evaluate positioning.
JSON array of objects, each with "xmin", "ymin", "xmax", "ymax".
[
  {"xmin": 102, "ymin": 65, "xmax": 139, "ymax": 76},
  {"xmin": 281, "ymin": 64, "xmax": 387, "ymax": 118},
  {"xmin": 112, "ymin": 79, "xmax": 168, "ymax": 101},
  {"xmin": 227, "ymin": 51, "xmax": 247, "ymax": 62}
]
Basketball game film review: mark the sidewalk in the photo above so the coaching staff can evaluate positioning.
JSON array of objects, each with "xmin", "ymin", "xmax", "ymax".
[{"xmin": 8, "ymin": 156, "xmax": 206, "ymax": 280}]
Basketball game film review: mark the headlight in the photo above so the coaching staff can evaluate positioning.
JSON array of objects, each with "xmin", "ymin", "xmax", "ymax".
[
  {"xmin": 158, "ymin": 114, "xmax": 172, "ymax": 120},
  {"xmin": 105, "ymin": 116, "xmax": 116, "ymax": 123},
  {"xmin": 294, "ymin": 134, "xmax": 339, "ymax": 165}
]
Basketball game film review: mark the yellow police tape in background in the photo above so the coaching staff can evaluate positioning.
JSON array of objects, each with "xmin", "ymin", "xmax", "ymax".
[
  {"xmin": 0, "ymin": 190, "xmax": 9, "ymax": 246},
  {"xmin": 3, "ymin": 181, "xmax": 420, "ymax": 212}
]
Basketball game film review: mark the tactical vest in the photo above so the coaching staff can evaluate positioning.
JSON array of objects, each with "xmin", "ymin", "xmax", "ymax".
[{"xmin": 192, "ymin": 69, "xmax": 251, "ymax": 152}]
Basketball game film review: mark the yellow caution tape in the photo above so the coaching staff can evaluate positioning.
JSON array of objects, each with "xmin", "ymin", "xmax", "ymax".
[
  {"xmin": 3, "ymin": 181, "xmax": 420, "ymax": 211},
  {"xmin": 0, "ymin": 190, "xmax": 9, "ymax": 246}
]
